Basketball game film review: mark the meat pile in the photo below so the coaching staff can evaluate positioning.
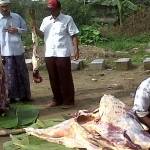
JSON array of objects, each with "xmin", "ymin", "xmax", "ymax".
[{"xmin": 25, "ymin": 95, "xmax": 150, "ymax": 150}]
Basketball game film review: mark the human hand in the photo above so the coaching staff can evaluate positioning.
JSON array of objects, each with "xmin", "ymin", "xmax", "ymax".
[{"xmin": 7, "ymin": 27, "xmax": 18, "ymax": 34}]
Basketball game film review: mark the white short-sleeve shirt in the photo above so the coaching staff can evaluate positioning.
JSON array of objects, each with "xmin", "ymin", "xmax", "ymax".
[
  {"xmin": 40, "ymin": 13, "xmax": 79, "ymax": 57},
  {"xmin": 132, "ymin": 77, "xmax": 150, "ymax": 117}
]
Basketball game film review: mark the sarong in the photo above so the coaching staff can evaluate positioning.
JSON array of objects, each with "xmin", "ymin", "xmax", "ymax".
[
  {"xmin": 3, "ymin": 55, "xmax": 31, "ymax": 99},
  {"xmin": 0, "ymin": 68, "xmax": 9, "ymax": 114}
]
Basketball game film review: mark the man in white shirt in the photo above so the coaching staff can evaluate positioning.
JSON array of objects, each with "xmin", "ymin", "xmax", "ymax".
[
  {"xmin": 0, "ymin": 0, "xmax": 31, "ymax": 102},
  {"xmin": 132, "ymin": 77, "xmax": 150, "ymax": 130},
  {"xmin": 34, "ymin": 0, "xmax": 79, "ymax": 108}
]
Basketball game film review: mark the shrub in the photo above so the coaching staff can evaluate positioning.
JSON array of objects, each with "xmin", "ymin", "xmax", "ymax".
[{"xmin": 79, "ymin": 25, "xmax": 107, "ymax": 45}]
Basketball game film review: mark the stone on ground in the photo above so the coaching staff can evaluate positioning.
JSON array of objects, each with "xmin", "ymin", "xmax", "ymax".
[
  {"xmin": 115, "ymin": 58, "xmax": 131, "ymax": 71},
  {"xmin": 89, "ymin": 59, "xmax": 105, "ymax": 70}
]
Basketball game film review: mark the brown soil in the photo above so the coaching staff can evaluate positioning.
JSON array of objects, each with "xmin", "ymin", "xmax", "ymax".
[
  {"xmin": 0, "ymin": 45, "xmax": 150, "ymax": 149},
  {"xmin": 33, "ymin": 64, "xmax": 149, "ymax": 120},
  {"xmin": 30, "ymin": 45, "xmax": 150, "ymax": 119}
]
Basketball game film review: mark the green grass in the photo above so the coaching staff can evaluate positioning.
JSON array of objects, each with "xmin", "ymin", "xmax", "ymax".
[
  {"xmin": 99, "ymin": 34, "xmax": 150, "ymax": 52},
  {"xmin": 131, "ymin": 50, "xmax": 150, "ymax": 64},
  {"xmin": 98, "ymin": 34, "xmax": 150, "ymax": 63},
  {"xmin": 23, "ymin": 24, "xmax": 150, "ymax": 65}
]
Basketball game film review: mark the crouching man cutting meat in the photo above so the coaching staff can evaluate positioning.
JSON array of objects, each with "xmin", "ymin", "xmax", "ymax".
[{"xmin": 133, "ymin": 77, "xmax": 150, "ymax": 132}]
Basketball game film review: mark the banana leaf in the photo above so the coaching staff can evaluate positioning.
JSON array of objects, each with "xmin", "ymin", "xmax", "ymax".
[
  {"xmin": 3, "ymin": 135, "xmax": 72, "ymax": 150},
  {"xmin": 0, "ymin": 104, "xmax": 39, "ymax": 129},
  {"xmin": 0, "ymin": 108, "xmax": 18, "ymax": 129},
  {"xmin": 3, "ymin": 117, "xmax": 72, "ymax": 150}
]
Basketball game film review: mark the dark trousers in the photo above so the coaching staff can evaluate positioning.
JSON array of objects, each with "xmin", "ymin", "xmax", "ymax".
[{"xmin": 45, "ymin": 57, "xmax": 74, "ymax": 105}]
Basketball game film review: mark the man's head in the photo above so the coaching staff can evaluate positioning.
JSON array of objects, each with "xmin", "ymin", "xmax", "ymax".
[
  {"xmin": 47, "ymin": 0, "xmax": 61, "ymax": 18},
  {"xmin": 0, "ymin": 0, "xmax": 11, "ymax": 17}
]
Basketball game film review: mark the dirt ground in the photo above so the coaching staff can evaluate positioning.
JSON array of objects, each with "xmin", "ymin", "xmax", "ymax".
[
  {"xmin": 0, "ymin": 46, "xmax": 150, "ymax": 149},
  {"xmin": 32, "ymin": 64, "xmax": 149, "ymax": 120},
  {"xmin": 32, "ymin": 45, "xmax": 150, "ymax": 118}
]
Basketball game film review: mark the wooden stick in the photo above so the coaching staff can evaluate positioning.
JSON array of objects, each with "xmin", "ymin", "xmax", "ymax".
[{"xmin": 0, "ymin": 128, "xmax": 25, "ymax": 137}]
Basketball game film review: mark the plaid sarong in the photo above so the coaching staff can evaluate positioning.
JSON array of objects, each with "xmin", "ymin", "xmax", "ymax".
[{"xmin": 3, "ymin": 55, "xmax": 31, "ymax": 99}]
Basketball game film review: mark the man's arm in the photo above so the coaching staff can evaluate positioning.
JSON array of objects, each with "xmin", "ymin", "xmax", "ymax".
[
  {"xmin": 17, "ymin": 15, "xmax": 27, "ymax": 33},
  {"xmin": 6, "ymin": 15, "xmax": 27, "ymax": 34},
  {"xmin": 72, "ymin": 34, "xmax": 79, "ymax": 60}
]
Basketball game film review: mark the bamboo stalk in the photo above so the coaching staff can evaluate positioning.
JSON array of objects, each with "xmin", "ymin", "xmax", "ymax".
[{"xmin": 0, "ymin": 128, "xmax": 25, "ymax": 136}]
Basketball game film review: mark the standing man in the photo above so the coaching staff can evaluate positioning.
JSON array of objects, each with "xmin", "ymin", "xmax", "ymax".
[
  {"xmin": 0, "ymin": 55, "xmax": 9, "ymax": 114},
  {"xmin": 33, "ymin": 0, "xmax": 79, "ymax": 108},
  {"xmin": 0, "ymin": 0, "xmax": 31, "ymax": 102},
  {"xmin": 132, "ymin": 77, "xmax": 150, "ymax": 131}
]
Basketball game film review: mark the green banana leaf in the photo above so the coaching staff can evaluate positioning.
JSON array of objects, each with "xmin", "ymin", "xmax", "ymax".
[
  {"xmin": 3, "ymin": 134, "xmax": 72, "ymax": 150},
  {"xmin": 3, "ymin": 117, "xmax": 72, "ymax": 150},
  {"xmin": 0, "ymin": 104, "xmax": 39, "ymax": 129}
]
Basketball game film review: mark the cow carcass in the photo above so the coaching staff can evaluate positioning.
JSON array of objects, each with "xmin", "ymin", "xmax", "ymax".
[{"xmin": 25, "ymin": 95, "xmax": 150, "ymax": 150}]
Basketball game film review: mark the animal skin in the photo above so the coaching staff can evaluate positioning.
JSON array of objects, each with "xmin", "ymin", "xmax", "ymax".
[{"xmin": 25, "ymin": 95, "xmax": 150, "ymax": 150}]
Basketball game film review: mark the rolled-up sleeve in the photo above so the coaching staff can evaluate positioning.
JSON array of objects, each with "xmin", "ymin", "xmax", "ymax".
[
  {"xmin": 133, "ymin": 82, "xmax": 150, "ymax": 117},
  {"xmin": 17, "ymin": 16, "xmax": 27, "ymax": 34},
  {"xmin": 67, "ymin": 16, "xmax": 79, "ymax": 36}
]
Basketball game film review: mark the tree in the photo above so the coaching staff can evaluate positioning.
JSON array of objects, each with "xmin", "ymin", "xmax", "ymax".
[{"xmin": 95, "ymin": 0, "xmax": 137, "ymax": 26}]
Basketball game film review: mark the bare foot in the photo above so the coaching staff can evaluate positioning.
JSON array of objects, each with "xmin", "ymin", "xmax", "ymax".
[
  {"xmin": 47, "ymin": 101, "xmax": 61, "ymax": 107},
  {"xmin": 61, "ymin": 104, "xmax": 74, "ymax": 109}
]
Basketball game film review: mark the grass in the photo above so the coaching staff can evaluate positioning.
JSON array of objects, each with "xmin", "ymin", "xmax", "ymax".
[
  {"xmin": 98, "ymin": 33, "xmax": 150, "ymax": 64},
  {"xmin": 99, "ymin": 34, "xmax": 150, "ymax": 51},
  {"xmin": 77, "ymin": 24, "xmax": 150, "ymax": 64},
  {"xmin": 23, "ymin": 23, "xmax": 150, "ymax": 65}
]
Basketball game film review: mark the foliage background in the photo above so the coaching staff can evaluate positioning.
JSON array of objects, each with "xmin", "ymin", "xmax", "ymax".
[{"xmin": 9, "ymin": 0, "xmax": 150, "ymax": 63}]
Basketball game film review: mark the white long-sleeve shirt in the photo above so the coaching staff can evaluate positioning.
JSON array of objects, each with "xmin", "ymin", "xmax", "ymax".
[
  {"xmin": 40, "ymin": 13, "xmax": 79, "ymax": 57},
  {"xmin": 0, "ymin": 12, "xmax": 27, "ymax": 56}
]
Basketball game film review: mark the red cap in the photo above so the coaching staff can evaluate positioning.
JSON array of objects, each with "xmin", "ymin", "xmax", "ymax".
[{"xmin": 48, "ymin": 0, "xmax": 59, "ymax": 10}]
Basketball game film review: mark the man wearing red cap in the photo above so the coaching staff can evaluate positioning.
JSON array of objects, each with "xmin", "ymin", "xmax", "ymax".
[
  {"xmin": 48, "ymin": 0, "xmax": 59, "ymax": 10},
  {"xmin": 34, "ymin": 0, "xmax": 79, "ymax": 108}
]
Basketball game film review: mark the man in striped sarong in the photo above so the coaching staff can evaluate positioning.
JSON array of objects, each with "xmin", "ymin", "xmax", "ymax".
[{"xmin": 0, "ymin": 0, "xmax": 31, "ymax": 103}]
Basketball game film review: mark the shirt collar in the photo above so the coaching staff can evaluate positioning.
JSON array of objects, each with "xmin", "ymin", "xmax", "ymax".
[
  {"xmin": 49, "ymin": 12, "xmax": 63, "ymax": 21},
  {"xmin": 0, "ymin": 13, "xmax": 3, "ymax": 19},
  {"xmin": 0, "ymin": 12, "xmax": 12, "ymax": 19}
]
